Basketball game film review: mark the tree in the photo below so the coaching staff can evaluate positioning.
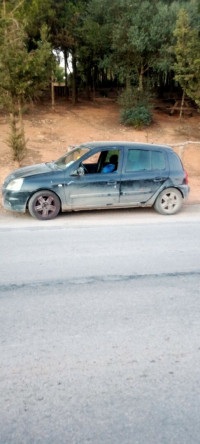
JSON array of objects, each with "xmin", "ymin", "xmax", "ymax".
[
  {"xmin": 173, "ymin": 8, "xmax": 200, "ymax": 115},
  {"xmin": 78, "ymin": 0, "xmax": 112, "ymax": 99},
  {"xmin": 110, "ymin": 0, "xmax": 179, "ymax": 93},
  {"xmin": 0, "ymin": 0, "xmax": 53, "ymax": 162},
  {"xmin": 49, "ymin": 0, "xmax": 89, "ymax": 104}
]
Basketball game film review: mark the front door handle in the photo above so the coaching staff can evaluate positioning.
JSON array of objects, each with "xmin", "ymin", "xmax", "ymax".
[{"xmin": 107, "ymin": 181, "xmax": 117, "ymax": 185}]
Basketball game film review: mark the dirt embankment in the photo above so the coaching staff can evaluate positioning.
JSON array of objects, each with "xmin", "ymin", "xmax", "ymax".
[{"xmin": 0, "ymin": 98, "xmax": 200, "ymax": 210}]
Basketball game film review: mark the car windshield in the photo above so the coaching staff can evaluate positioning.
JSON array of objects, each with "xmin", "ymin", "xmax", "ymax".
[{"xmin": 54, "ymin": 146, "xmax": 91, "ymax": 169}]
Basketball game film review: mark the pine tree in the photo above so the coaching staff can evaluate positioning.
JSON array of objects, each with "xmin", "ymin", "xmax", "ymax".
[
  {"xmin": 0, "ymin": 0, "xmax": 53, "ymax": 162},
  {"xmin": 173, "ymin": 8, "xmax": 200, "ymax": 114}
]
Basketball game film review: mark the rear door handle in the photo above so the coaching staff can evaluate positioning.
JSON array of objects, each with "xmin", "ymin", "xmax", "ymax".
[
  {"xmin": 107, "ymin": 181, "xmax": 117, "ymax": 186},
  {"xmin": 153, "ymin": 177, "xmax": 167, "ymax": 182}
]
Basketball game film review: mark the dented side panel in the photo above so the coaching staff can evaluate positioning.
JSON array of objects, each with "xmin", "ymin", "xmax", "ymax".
[{"xmin": 119, "ymin": 171, "xmax": 169, "ymax": 204}]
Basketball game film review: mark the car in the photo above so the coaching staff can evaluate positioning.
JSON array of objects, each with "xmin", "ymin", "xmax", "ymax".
[{"xmin": 2, "ymin": 141, "xmax": 189, "ymax": 220}]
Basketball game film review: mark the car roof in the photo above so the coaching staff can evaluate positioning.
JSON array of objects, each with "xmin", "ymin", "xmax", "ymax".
[{"xmin": 80, "ymin": 141, "xmax": 173, "ymax": 152}]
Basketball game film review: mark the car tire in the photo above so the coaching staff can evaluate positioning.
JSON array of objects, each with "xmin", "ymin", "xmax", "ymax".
[
  {"xmin": 154, "ymin": 188, "xmax": 183, "ymax": 215},
  {"xmin": 28, "ymin": 190, "xmax": 61, "ymax": 220}
]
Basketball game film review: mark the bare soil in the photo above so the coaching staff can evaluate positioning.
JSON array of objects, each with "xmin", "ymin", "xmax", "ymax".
[{"xmin": 0, "ymin": 97, "xmax": 200, "ymax": 214}]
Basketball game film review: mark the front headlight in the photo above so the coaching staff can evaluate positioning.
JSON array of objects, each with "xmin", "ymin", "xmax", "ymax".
[{"xmin": 6, "ymin": 178, "xmax": 24, "ymax": 191}]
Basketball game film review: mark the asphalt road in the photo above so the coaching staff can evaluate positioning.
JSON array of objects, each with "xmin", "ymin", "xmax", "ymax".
[{"xmin": 1, "ymin": 206, "xmax": 200, "ymax": 444}]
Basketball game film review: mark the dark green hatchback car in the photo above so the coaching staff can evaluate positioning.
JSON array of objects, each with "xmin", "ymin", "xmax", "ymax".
[{"xmin": 2, "ymin": 141, "xmax": 189, "ymax": 220}]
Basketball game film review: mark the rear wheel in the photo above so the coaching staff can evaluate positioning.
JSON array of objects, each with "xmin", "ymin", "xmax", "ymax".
[
  {"xmin": 154, "ymin": 188, "xmax": 182, "ymax": 215},
  {"xmin": 28, "ymin": 190, "xmax": 60, "ymax": 220}
]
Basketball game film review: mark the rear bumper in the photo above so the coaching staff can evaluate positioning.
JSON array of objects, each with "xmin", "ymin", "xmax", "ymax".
[{"xmin": 179, "ymin": 184, "xmax": 190, "ymax": 199}]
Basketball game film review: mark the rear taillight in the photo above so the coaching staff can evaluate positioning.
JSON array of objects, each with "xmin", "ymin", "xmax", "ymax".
[{"xmin": 184, "ymin": 170, "xmax": 189, "ymax": 184}]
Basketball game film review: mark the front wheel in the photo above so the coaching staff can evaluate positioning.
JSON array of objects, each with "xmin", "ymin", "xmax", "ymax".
[
  {"xmin": 28, "ymin": 190, "xmax": 61, "ymax": 220},
  {"xmin": 154, "ymin": 188, "xmax": 183, "ymax": 215}
]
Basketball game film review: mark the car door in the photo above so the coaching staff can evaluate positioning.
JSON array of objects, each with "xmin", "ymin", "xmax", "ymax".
[
  {"xmin": 120, "ymin": 148, "xmax": 169, "ymax": 205},
  {"xmin": 64, "ymin": 147, "xmax": 123, "ymax": 209}
]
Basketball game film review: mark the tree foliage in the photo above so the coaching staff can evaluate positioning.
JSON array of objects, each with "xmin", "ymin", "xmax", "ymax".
[
  {"xmin": 173, "ymin": 8, "xmax": 200, "ymax": 110},
  {"xmin": 0, "ymin": 0, "xmax": 53, "ymax": 161},
  {"xmin": 1, "ymin": 0, "xmax": 200, "ymax": 155}
]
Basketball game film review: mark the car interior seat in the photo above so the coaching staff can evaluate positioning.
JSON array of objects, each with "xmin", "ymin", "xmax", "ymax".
[{"xmin": 109, "ymin": 154, "xmax": 118, "ymax": 171}]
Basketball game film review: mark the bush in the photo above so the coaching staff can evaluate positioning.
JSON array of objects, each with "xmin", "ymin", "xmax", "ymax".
[
  {"xmin": 118, "ymin": 86, "xmax": 153, "ymax": 128},
  {"xmin": 118, "ymin": 88, "xmax": 137, "ymax": 109},
  {"xmin": 120, "ymin": 104, "xmax": 152, "ymax": 128}
]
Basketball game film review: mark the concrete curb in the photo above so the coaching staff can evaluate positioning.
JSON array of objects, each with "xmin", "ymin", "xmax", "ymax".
[{"xmin": 0, "ymin": 203, "xmax": 200, "ymax": 229}]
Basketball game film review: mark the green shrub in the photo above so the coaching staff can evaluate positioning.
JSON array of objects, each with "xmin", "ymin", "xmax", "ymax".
[
  {"xmin": 120, "ymin": 104, "xmax": 152, "ymax": 128},
  {"xmin": 118, "ymin": 87, "xmax": 152, "ymax": 109},
  {"xmin": 118, "ymin": 88, "xmax": 137, "ymax": 109}
]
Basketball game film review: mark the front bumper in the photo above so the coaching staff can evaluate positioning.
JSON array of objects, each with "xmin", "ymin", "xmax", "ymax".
[{"xmin": 2, "ymin": 189, "xmax": 29, "ymax": 213}]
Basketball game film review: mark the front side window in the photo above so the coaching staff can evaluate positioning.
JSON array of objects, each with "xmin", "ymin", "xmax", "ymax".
[
  {"xmin": 82, "ymin": 149, "xmax": 120, "ymax": 174},
  {"xmin": 125, "ymin": 149, "xmax": 166, "ymax": 172}
]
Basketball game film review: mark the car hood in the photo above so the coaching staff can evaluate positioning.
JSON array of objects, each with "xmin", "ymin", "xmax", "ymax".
[
  {"xmin": 12, "ymin": 163, "xmax": 52, "ymax": 178},
  {"xmin": 3, "ymin": 163, "xmax": 53, "ymax": 186}
]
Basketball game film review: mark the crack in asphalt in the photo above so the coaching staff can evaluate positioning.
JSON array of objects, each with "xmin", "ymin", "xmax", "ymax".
[{"xmin": 1, "ymin": 270, "xmax": 200, "ymax": 293}]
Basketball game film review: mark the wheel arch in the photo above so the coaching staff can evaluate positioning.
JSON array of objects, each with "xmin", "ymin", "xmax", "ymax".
[
  {"xmin": 26, "ymin": 188, "xmax": 62, "ymax": 209},
  {"xmin": 147, "ymin": 183, "xmax": 184, "ymax": 207},
  {"xmin": 154, "ymin": 186, "xmax": 183, "ymax": 215},
  {"xmin": 174, "ymin": 186, "xmax": 184, "ymax": 199}
]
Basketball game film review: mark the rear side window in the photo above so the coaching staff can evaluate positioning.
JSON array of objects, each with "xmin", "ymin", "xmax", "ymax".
[
  {"xmin": 168, "ymin": 152, "xmax": 183, "ymax": 172},
  {"xmin": 126, "ymin": 150, "xmax": 151, "ymax": 172},
  {"xmin": 151, "ymin": 151, "xmax": 166, "ymax": 170},
  {"xmin": 125, "ymin": 149, "xmax": 166, "ymax": 172}
]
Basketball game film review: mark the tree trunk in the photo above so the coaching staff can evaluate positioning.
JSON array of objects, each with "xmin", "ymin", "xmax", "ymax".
[
  {"xmin": 92, "ymin": 65, "xmax": 98, "ymax": 100},
  {"xmin": 139, "ymin": 67, "xmax": 144, "ymax": 92},
  {"xmin": 3, "ymin": 0, "xmax": 6, "ymax": 15},
  {"xmin": 9, "ymin": 99, "xmax": 26, "ymax": 163},
  {"xmin": 17, "ymin": 99, "xmax": 26, "ymax": 162},
  {"xmin": 63, "ymin": 49, "xmax": 69, "ymax": 98},
  {"xmin": 72, "ymin": 50, "xmax": 77, "ymax": 105},
  {"xmin": 126, "ymin": 74, "xmax": 131, "ymax": 91},
  {"xmin": 51, "ymin": 72, "xmax": 55, "ymax": 110},
  {"xmin": 86, "ymin": 67, "xmax": 91, "ymax": 100},
  {"xmin": 180, "ymin": 89, "xmax": 185, "ymax": 119}
]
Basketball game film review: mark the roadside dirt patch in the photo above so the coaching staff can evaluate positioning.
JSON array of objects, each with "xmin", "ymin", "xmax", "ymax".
[{"xmin": 0, "ymin": 98, "xmax": 200, "ymax": 212}]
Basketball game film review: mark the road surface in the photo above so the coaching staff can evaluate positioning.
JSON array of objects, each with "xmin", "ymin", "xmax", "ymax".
[{"xmin": 0, "ymin": 205, "xmax": 200, "ymax": 443}]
